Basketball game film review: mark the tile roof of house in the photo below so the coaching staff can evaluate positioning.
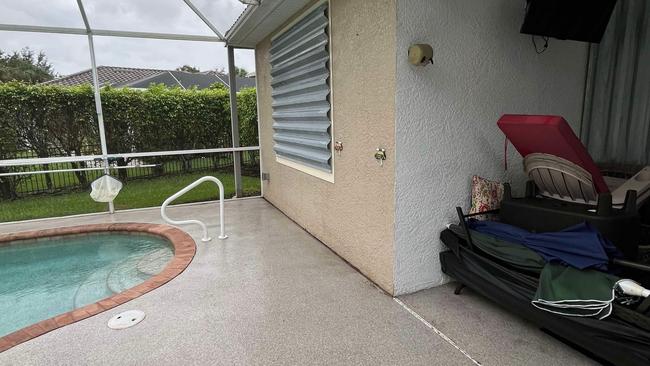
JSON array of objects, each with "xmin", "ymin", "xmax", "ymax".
[
  {"xmin": 43, "ymin": 66, "xmax": 256, "ymax": 91},
  {"xmin": 43, "ymin": 66, "xmax": 165, "ymax": 87}
]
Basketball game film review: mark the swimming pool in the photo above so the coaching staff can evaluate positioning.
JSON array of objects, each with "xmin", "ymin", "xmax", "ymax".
[
  {"xmin": 0, "ymin": 223, "xmax": 195, "ymax": 351},
  {"xmin": 0, "ymin": 233, "xmax": 172, "ymax": 337}
]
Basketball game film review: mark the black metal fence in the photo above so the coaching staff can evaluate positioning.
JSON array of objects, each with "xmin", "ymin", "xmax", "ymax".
[
  {"xmin": 14, "ymin": 144, "xmax": 102, "ymax": 160},
  {"xmin": 4, "ymin": 150, "xmax": 260, "ymax": 199}
]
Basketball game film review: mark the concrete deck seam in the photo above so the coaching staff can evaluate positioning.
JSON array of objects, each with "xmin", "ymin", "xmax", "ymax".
[{"xmin": 393, "ymin": 297, "xmax": 482, "ymax": 365}]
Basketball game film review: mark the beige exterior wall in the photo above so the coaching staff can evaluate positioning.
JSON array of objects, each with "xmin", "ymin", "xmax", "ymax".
[{"xmin": 255, "ymin": 0, "xmax": 397, "ymax": 293}]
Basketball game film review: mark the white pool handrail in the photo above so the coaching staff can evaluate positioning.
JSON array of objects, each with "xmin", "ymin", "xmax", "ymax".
[{"xmin": 160, "ymin": 176, "xmax": 227, "ymax": 241}]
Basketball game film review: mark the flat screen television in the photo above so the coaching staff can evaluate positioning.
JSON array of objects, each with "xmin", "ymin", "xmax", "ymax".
[{"xmin": 520, "ymin": 0, "xmax": 618, "ymax": 43}]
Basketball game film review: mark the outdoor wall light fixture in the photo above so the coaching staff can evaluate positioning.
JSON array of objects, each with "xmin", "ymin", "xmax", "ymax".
[{"xmin": 408, "ymin": 44, "xmax": 433, "ymax": 66}]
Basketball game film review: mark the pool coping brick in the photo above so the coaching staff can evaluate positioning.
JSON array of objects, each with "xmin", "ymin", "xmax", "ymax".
[{"xmin": 0, "ymin": 223, "xmax": 196, "ymax": 353}]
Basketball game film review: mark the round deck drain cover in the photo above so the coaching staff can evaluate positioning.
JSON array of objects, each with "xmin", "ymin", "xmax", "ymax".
[{"xmin": 108, "ymin": 310, "xmax": 145, "ymax": 330}]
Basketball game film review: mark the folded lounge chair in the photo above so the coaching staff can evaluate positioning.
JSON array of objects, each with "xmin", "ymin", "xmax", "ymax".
[
  {"xmin": 497, "ymin": 114, "xmax": 650, "ymax": 259},
  {"xmin": 523, "ymin": 153, "xmax": 650, "ymax": 207},
  {"xmin": 498, "ymin": 114, "xmax": 650, "ymax": 207}
]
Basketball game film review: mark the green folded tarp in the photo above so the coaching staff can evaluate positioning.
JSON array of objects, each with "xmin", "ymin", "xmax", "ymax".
[{"xmin": 533, "ymin": 263, "xmax": 620, "ymax": 320}]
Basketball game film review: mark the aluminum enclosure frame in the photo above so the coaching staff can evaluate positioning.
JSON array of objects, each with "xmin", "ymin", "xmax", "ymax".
[{"xmin": 0, "ymin": 0, "xmax": 260, "ymax": 211}]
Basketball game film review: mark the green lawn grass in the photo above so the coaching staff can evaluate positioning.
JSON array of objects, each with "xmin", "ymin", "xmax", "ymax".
[{"xmin": 0, "ymin": 172, "xmax": 260, "ymax": 223}]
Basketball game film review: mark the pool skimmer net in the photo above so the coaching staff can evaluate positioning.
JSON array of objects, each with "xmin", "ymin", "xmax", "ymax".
[{"xmin": 108, "ymin": 310, "xmax": 146, "ymax": 330}]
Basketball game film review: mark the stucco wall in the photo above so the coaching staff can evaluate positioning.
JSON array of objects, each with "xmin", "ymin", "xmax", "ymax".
[
  {"xmin": 255, "ymin": 0, "xmax": 397, "ymax": 293},
  {"xmin": 393, "ymin": 0, "xmax": 589, "ymax": 294}
]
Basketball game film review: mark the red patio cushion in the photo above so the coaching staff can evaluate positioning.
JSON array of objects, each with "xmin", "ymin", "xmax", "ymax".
[{"xmin": 497, "ymin": 114, "xmax": 609, "ymax": 193}]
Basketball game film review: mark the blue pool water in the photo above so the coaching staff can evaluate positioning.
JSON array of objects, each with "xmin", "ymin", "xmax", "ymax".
[{"xmin": 0, "ymin": 233, "xmax": 173, "ymax": 337}]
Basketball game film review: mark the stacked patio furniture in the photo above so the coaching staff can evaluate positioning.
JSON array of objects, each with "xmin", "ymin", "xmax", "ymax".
[{"xmin": 441, "ymin": 115, "xmax": 650, "ymax": 366}]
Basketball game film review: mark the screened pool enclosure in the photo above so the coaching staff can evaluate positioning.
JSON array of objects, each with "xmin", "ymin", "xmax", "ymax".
[{"xmin": 0, "ymin": 0, "xmax": 260, "ymax": 222}]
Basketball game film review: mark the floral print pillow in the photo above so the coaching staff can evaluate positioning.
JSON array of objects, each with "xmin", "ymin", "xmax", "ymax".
[{"xmin": 469, "ymin": 175, "xmax": 504, "ymax": 219}]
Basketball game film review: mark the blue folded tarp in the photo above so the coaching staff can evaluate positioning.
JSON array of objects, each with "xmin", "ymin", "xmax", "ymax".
[{"xmin": 467, "ymin": 220, "xmax": 621, "ymax": 270}]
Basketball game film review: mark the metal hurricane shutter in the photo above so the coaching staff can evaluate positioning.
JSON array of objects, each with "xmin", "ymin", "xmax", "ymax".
[{"xmin": 270, "ymin": 4, "xmax": 331, "ymax": 172}]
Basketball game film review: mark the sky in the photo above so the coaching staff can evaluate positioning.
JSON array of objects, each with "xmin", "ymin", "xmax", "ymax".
[{"xmin": 0, "ymin": 0, "xmax": 255, "ymax": 76}]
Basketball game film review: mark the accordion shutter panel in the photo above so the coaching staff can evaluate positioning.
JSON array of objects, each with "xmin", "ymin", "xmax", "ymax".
[{"xmin": 270, "ymin": 4, "xmax": 331, "ymax": 172}]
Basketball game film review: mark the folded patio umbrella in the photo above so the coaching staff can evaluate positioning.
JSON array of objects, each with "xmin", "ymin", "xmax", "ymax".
[
  {"xmin": 459, "ymin": 229, "xmax": 546, "ymax": 273},
  {"xmin": 468, "ymin": 219, "xmax": 621, "ymax": 271}
]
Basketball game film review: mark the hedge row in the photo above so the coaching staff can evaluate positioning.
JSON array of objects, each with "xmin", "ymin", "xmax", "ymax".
[{"xmin": 0, "ymin": 82, "xmax": 258, "ymax": 199}]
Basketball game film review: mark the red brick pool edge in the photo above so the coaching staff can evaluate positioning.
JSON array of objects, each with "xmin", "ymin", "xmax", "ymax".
[{"xmin": 0, "ymin": 223, "xmax": 196, "ymax": 353}]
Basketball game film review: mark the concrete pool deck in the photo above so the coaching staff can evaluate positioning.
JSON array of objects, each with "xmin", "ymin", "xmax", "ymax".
[{"xmin": 0, "ymin": 198, "xmax": 595, "ymax": 365}]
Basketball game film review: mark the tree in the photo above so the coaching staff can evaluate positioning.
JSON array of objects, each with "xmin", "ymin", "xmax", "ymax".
[
  {"xmin": 235, "ymin": 67, "xmax": 249, "ymax": 77},
  {"xmin": 213, "ymin": 66, "xmax": 250, "ymax": 77},
  {"xmin": 176, "ymin": 65, "xmax": 200, "ymax": 73},
  {"xmin": 208, "ymin": 83, "xmax": 228, "ymax": 91},
  {"xmin": 0, "ymin": 113, "xmax": 23, "ymax": 200},
  {"xmin": 0, "ymin": 48, "xmax": 55, "ymax": 84}
]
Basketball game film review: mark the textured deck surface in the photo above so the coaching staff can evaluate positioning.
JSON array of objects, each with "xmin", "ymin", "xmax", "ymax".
[{"xmin": 0, "ymin": 198, "xmax": 595, "ymax": 365}]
